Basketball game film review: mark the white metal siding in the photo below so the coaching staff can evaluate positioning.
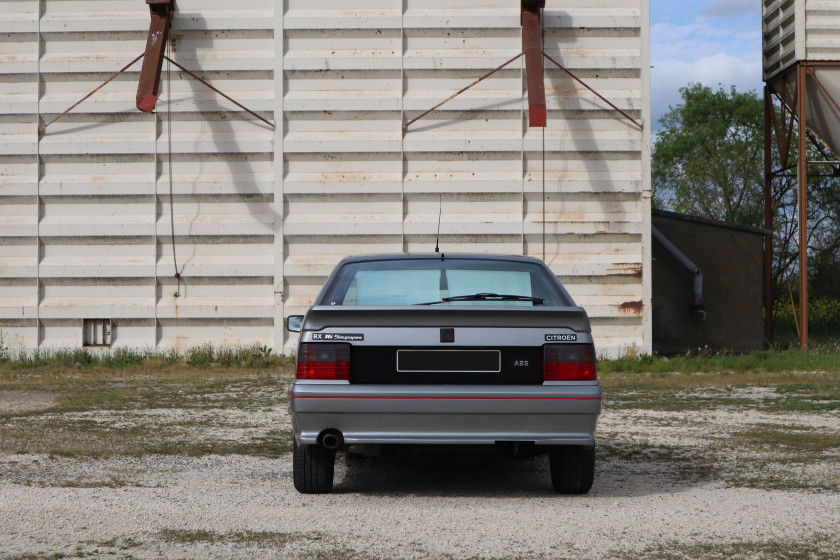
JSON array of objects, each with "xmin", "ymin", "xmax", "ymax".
[
  {"xmin": 1, "ymin": 0, "xmax": 276, "ymax": 353},
  {"xmin": 1, "ymin": 0, "xmax": 650, "ymax": 359},
  {"xmin": 763, "ymin": 0, "xmax": 840, "ymax": 80}
]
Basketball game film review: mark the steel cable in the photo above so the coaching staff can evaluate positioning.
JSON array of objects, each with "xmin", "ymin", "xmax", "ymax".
[{"xmin": 167, "ymin": 39, "xmax": 181, "ymax": 294}]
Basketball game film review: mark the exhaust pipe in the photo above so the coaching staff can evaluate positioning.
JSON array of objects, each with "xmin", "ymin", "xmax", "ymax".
[{"xmin": 319, "ymin": 430, "xmax": 343, "ymax": 450}]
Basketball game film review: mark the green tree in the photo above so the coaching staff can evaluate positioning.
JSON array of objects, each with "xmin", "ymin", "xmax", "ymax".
[
  {"xmin": 652, "ymin": 83, "xmax": 765, "ymax": 226},
  {"xmin": 654, "ymin": 82, "xmax": 840, "ymax": 338}
]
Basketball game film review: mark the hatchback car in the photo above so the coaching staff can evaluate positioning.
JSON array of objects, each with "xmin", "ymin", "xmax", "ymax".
[{"xmin": 287, "ymin": 253, "xmax": 601, "ymax": 494}]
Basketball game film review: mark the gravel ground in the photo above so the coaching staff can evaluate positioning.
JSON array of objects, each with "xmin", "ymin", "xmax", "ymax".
[
  {"xmin": 0, "ymin": 392, "xmax": 57, "ymax": 415},
  {"xmin": 2, "ymin": 395, "xmax": 840, "ymax": 559}
]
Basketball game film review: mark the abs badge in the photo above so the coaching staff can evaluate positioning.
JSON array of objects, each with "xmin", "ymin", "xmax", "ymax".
[
  {"xmin": 312, "ymin": 333, "xmax": 364, "ymax": 341},
  {"xmin": 545, "ymin": 334, "xmax": 577, "ymax": 342}
]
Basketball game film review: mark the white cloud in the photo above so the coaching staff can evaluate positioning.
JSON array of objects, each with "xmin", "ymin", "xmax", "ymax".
[
  {"xmin": 699, "ymin": 0, "xmax": 761, "ymax": 19},
  {"xmin": 651, "ymin": 20, "xmax": 759, "ymax": 61},
  {"xmin": 651, "ymin": 52, "xmax": 763, "ymax": 129},
  {"xmin": 650, "ymin": 17, "xmax": 763, "ymax": 130}
]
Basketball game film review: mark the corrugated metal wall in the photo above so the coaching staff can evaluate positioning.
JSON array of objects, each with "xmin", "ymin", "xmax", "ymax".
[
  {"xmin": 763, "ymin": 0, "xmax": 840, "ymax": 79},
  {"xmin": 1, "ymin": 0, "xmax": 650, "ymax": 359}
]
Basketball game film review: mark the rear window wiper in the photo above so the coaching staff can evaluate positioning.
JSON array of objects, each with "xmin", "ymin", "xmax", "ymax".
[{"xmin": 416, "ymin": 293, "xmax": 545, "ymax": 305}]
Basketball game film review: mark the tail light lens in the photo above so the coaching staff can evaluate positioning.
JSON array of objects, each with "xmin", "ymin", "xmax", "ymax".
[
  {"xmin": 296, "ymin": 343, "xmax": 351, "ymax": 380},
  {"xmin": 543, "ymin": 344, "xmax": 597, "ymax": 381}
]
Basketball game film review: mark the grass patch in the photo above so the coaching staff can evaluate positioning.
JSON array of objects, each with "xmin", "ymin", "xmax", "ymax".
[
  {"xmin": 599, "ymin": 411, "xmax": 840, "ymax": 492},
  {"xmin": 0, "ymin": 411, "xmax": 293, "ymax": 458},
  {"xmin": 600, "ymin": 369, "xmax": 840, "ymax": 412},
  {"xmin": 1, "ymin": 364, "xmax": 295, "ymax": 458},
  {"xmin": 716, "ymin": 424, "xmax": 840, "ymax": 492},
  {"xmin": 158, "ymin": 529, "xmax": 376, "ymax": 560},
  {"xmin": 0, "ymin": 347, "xmax": 295, "ymax": 458},
  {"xmin": 620, "ymin": 535, "xmax": 839, "ymax": 560},
  {"xmin": 600, "ymin": 347, "xmax": 840, "ymax": 374},
  {"xmin": 3, "ymin": 555, "xmax": 67, "ymax": 560},
  {"xmin": 93, "ymin": 537, "xmax": 142, "ymax": 551},
  {"xmin": 737, "ymin": 425, "xmax": 840, "ymax": 454},
  {"xmin": 159, "ymin": 529, "xmax": 322, "ymax": 547},
  {"xmin": 58, "ymin": 476, "xmax": 131, "ymax": 489},
  {"xmin": 138, "ymin": 436, "xmax": 293, "ymax": 457},
  {"xmin": 1, "ymin": 368, "xmax": 293, "ymax": 413},
  {"xmin": 0, "ymin": 345, "xmax": 293, "ymax": 374},
  {"xmin": 599, "ymin": 440, "xmax": 719, "ymax": 484}
]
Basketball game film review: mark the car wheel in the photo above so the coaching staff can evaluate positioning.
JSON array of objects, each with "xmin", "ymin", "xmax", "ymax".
[
  {"xmin": 549, "ymin": 445, "xmax": 595, "ymax": 494},
  {"xmin": 293, "ymin": 439, "xmax": 336, "ymax": 494}
]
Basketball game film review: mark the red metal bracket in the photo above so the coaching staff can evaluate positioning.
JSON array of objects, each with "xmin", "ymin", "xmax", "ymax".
[
  {"xmin": 522, "ymin": 0, "xmax": 546, "ymax": 127},
  {"xmin": 137, "ymin": 0, "xmax": 175, "ymax": 113}
]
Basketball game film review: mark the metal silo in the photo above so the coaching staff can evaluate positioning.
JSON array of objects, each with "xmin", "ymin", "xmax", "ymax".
[{"xmin": 763, "ymin": 0, "xmax": 840, "ymax": 347}]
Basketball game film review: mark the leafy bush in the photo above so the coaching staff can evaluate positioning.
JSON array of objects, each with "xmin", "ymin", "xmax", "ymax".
[
  {"xmin": 185, "ymin": 344, "xmax": 215, "ymax": 367},
  {"xmin": 103, "ymin": 348, "xmax": 147, "ymax": 368},
  {"xmin": 774, "ymin": 297, "xmax": 840, "ymax": 338}
]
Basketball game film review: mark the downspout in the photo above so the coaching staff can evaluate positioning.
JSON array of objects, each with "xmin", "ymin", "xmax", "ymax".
[{"xmin": 651, "ymin": 225, "xmax": 705, "ymax": 319}]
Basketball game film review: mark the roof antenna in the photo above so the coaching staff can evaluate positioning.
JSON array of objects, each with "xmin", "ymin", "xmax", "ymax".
[{"xmin": 434, "ymin": 194, "xmax": 442, "ymax": 253}]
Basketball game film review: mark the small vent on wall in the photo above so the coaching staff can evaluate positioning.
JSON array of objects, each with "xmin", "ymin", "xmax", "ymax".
[{"xmin": 83, "ymin": 319, "xmax": 112, "ymax": 347}]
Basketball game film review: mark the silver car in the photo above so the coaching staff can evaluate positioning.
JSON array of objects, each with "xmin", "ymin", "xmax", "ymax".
[{"xmin": 287, "ymin": 253, "xmax": 601, "ymax": 494}]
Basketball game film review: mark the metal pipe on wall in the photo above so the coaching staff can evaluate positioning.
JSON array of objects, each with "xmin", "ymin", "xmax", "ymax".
[{"xmin": 651, "ymin": 225, "xmax": 705, "ymax": 317}]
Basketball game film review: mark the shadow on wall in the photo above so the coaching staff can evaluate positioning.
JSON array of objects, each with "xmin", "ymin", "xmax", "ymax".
[
  {"xmin": 162, "ymin": 12, "xmax": 276, "ymax": 260},
  {"xmin": 542, "ymin": 10, "xmax": 645, "ymax": 333},
  {"xmin": 155, "ymin": 12, "xmax": 277, "ymax": 347}
]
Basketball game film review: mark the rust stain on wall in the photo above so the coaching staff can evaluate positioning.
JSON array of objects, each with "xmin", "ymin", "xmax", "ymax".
[
  {"xmin": 608, "ymin": 263, "xmax": 643, "ymax": 277},
  {"xmin": 618, "ymin": 300, "xmax": 643, "ymax": 315}
]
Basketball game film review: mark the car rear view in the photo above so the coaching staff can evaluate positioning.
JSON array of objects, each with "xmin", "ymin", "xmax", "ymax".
[{"xmin": 288, "ymin": 254, "xmax": 601, "ymax": 494}]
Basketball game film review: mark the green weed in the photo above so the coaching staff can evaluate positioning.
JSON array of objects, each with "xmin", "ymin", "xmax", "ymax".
[
  {"xmin": 0, "ymin": 344, "xmax": 293, "ymax": 374},
  {"xmin": 159, "ymin": 529, "xmax": 322, "ymax": 547},
  {"xmin": 600, "ymin": 347, "xmax": 840, "ymax": 374},
  {"xmin": 619, "ymin": 535, "xmax": 839, "ymax": 560}
]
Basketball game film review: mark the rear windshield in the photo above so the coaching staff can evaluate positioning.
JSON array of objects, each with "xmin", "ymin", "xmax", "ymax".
[{"xmin": 320, "ymin": 258, "xmax": 570, "ymax": 307}]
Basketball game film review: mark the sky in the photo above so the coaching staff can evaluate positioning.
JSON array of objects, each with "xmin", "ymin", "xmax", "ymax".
[{"xmin": 650, "ymin": 0, "xmax": 763, "ymax": 131}]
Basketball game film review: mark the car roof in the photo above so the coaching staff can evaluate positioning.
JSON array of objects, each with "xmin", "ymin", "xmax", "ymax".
[{"xmin": 337, "ymin": 253, "xmax": 547, "ymax": 265}]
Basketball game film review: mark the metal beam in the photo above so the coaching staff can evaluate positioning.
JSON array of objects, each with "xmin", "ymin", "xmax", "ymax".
[
  {"xmin": 764, "ymin": 85, "xmax": 773, "ymax": 342},
  {"xmin": 521, "ymin": 0, "xmax": 546, "ymax": 128},
  {"xmin": 136, "ymin": 0, "xmax": 175, "ymax": 114},
  {"xmin": 797, "ymin": 63, "xmax": 809, "ymax": 349}
]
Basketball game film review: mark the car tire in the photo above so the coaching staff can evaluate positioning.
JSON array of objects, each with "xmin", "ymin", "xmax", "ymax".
[
  {"xmin": 549, "ymin": 445, "xmax": 595, "ymax": 494},
  {"xmin": 293, "ymin": 439, "xmax": 336, "ymax": 494}
]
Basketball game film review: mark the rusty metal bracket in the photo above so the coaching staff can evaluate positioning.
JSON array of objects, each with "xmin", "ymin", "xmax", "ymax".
[
  {"xmin": 521, "ymin": 0, "xmax": 546, "ymax": 128},
  {"xmin": 403, "ymin": 2, "xmax": 644, "ymax": 132},
  {"xmin": 137, "ymin": 0, "xmax": 175, "ymax": 113}
]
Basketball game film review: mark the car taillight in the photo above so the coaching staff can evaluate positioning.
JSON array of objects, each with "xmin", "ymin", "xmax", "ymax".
[
  {"xmin": 542, "ymin": 344, "xmax": 597, "ymax": 381},
  {"xmin": 296, "ymin": 343, "xmax": 351, "ymax": 380}
]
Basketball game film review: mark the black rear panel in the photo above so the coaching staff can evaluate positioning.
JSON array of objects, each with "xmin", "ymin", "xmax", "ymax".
[{"xmin": 352, "ymin": 346, "xmax": 543, "ymax": 385}]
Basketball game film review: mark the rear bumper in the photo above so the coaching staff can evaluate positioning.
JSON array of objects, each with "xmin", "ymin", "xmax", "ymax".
[{"xmin": 288, "ymin": 382, "xmax": 601, "ymax": 446}]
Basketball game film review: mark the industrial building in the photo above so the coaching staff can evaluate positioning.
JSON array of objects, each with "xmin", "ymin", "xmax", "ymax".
[{"xmin": 1, "ymin": 1, "xmax": 651, "ymax": 358}]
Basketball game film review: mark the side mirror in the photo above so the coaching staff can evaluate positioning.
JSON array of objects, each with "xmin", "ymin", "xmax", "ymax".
[{"xmin": 286, "ymin": 315, "xmax": 304, "ymax": 333}]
